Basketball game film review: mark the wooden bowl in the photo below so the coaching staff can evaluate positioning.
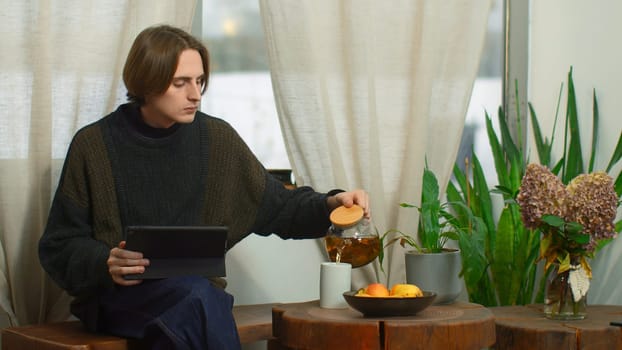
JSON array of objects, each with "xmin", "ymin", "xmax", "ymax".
[{"xmin": 342, "ymin": 291, "xmax": 436, "ymax": 317}]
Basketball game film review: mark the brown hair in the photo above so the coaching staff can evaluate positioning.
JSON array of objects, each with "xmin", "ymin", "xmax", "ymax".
[{"xmin": 123, "ymin": 25, "xmax": 210, "ymax": 105}]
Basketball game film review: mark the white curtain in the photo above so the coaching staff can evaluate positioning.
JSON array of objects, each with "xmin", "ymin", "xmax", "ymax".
[
  {"xmin": 0, "ymin": 0, "xmax": 197, "ymax": 326},
  {"xmin": 260, "ymin": 0, "xmax": 492, "ymax": 285}
]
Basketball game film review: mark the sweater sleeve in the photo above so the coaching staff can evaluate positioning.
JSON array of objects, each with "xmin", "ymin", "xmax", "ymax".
[
  {"xmin": 39, "ymin": 192, "xmax": 114, "ymax": 296},
  {"xmin": 250, "ymin": 172, "xmax": 334, "ymax": 239},
  {"xmin": 200, "ymin": 116, "xmax": 333, "ymax": 242},
  {"xmin": 39, "ymin": 128, "xmax": 116, "ymax": 297}
]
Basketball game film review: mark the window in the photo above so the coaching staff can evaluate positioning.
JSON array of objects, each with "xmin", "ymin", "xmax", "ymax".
[
  {"xmin": 198, "ymin": 0, "xmax": 290, "ymax": 169},
  {"xmin": 461, "ymin": 0, "xmax": 504, "ymax": 182},
  {"xmin": 197, "ymin": 0, "xmax": 505, "ymax": 176}
]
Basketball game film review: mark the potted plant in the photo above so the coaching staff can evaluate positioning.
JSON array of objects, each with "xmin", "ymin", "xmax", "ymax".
[
  {"xmin": 380, "ymin": 167, "xmax": 470, "ymax": 304},
  {"xmin": 446, "ymin": 67, "xmax": 622, "ymax": 307}
]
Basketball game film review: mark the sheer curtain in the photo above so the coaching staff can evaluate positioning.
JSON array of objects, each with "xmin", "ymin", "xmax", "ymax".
[
  {"xmin": 0, "ymin": 0, "xmax": 196, "ymax": 326},
  {"xmin": 260, "ymin": 0, "xmax": 493, "ymax": 285}
]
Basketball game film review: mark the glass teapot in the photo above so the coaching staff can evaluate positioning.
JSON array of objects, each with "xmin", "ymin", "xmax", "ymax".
[{"xmin": 324, "ymin": 205, "xmax": 380, "ymax": 268}]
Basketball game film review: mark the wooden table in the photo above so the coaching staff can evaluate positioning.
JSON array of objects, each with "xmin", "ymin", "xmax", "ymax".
[
  {"xmin": 491, "ymin": 304, "xmax": 622, "ymax": 349},
  {"xmin": 268, "ymin": 300, "xmax": 495, "ymax": 350}
]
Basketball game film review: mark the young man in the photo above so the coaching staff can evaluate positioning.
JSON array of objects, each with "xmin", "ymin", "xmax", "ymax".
[{"xmin": 39, "ymin": 24, "xmax": 370, "ymax": 349}]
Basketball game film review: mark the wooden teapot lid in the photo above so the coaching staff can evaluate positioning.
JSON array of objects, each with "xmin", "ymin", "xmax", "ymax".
[{"xmin": 329, "ymin": 205, "xmax": 364, "ymax": 227}]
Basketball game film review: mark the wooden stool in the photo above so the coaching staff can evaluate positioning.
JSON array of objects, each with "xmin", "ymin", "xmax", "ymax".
[
  {"xmin": 1, "ymin": 303, "xmax": 276, "ymax": 350},
  {"xmin": 269, "ymin": 300, "xmax": 496, "ymax": 350},
  {"xmin": 490, "ymin": 304, "xmax": 622, "ymax": 349}
]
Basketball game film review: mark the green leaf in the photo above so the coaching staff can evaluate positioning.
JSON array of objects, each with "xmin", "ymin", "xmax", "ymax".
[
  {"xmin": 456, "ymin": 217, "xmax": 497, "ymax": 306},
  {"xmin": 605, "ymin": 131, "xmax": 622, "ymax": 173},
  {"xmin": 451, "ymin": 162, "xmax": 469, "ymax": 196},
  {"xmin": 519, "ymin": 229, "xmax": 541, "ymax": 304},
  {"xmin": 563, "ymin": 66, "xmax": 584, "ymax": 183},
  {"xmin": 442, "ymin": 231, "xmax": 460, "ymax": 241},
  {"xmin": 420, "ymin": 201, "xmax": 441, "ymax": 245},
  {"xmin": 564, "ymin": 221, "xmax": 584, "ymax": 234},
  {"xmin": 492, "ymin": 207, "xmax": 517, "ymax": 305},
  {"xmin": 486, "ymin": 111, "xmax": 511, "ymax": 188},
  {"xmin": 508, "ymin": 149, "xmax": 524, "ymax": 196},
  {"xmin": 567, "ymin": 232, "xmax": 590, "ymax": 245},
  {"xmin": 421, "ymin": 168, "xmax": 440, "ymax": 204},
  {"xmin": 588, "ymin": 89, "xmax": 599, "ymax": 173},
  {"xmin": 551, "ymin": 158, "xmax": 564, "ymax": 176},
  {"xmin": 446, "ymin": 181, "xmax": 469, "ymax": 223},
  {"xmin": 492, "ymin": 185, "xmax": 514, "ymax": 197},
  {"xmin": 541, "ymin": 214, "xmax": 565, "ymax": 227},
  {"xmin": 528, "ymin": 102, "xmax": 551, "ymax": 166},
  {"xmin": 499, "ymin": 107, "xmax": 521, "ymax": 167},
  {"xmin": 471, "ymin": 154, "xmax": 496, "ymax": 254}
]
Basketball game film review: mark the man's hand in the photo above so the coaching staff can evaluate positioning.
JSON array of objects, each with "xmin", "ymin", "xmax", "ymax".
[
  {"xmin": 327, "ymin": 189, "xmax": 371, "ymax": 219},
  {"xmin": 107, "ymin": 241, "xmax": 150, "ymax": 286}
]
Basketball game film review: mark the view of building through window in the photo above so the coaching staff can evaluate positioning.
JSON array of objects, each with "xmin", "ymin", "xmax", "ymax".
[{"xmin": 199, "ymin": 0, "xmax": 504, "ymax": 176}]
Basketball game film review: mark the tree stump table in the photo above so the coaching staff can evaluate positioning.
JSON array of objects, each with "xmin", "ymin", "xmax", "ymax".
[
  {"xmin": 490, "ymin": 304, "xmax": 622, "ymax": 349},
  {"xmin": 268, "ymin": 300, "xmax": 495, "ymax": 350}
]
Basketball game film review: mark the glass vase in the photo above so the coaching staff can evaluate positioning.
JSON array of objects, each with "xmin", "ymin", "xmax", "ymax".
[{"xmin": 544, "ymin": 263, "xmax": 587, "ymax": 320}]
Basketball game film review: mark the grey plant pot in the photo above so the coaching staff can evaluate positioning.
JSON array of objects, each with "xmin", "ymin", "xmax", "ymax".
[{"xmin": 404, "ymin": 248, "xmax": 462, "ymax": 304}]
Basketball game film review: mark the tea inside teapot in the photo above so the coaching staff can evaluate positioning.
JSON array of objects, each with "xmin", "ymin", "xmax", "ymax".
[{"xmin": 325, "ymin": 205, "xmax": 380, "ymax": 268}]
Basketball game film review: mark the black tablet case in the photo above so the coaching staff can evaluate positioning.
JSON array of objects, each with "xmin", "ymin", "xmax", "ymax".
[{"xmin": 123, "ymin": 226, "xmax": 228, "ymax": 280}]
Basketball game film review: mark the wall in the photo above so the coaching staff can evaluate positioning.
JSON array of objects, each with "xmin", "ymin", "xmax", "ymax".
[
  {"xmin": 225, "ymin": 234, "xmax": 325, "ymax": 305},
  {"xmin": 529, "ymin": 0, "xmax": 622, "ymax": 304},
  {"xmin": 225, "ymin": 234, "xmax": 327, "ymax": 350}
]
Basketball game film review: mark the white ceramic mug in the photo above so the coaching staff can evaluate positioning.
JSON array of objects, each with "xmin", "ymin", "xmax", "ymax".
[{"xmin": 319, "ymin": 262, "xmax": 352, "ymax": 308}]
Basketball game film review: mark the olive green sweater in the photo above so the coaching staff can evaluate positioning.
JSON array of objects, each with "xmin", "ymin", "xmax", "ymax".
[{"xmin": 39, "ymin": 103, "xmax": 331, "ymax": 297}]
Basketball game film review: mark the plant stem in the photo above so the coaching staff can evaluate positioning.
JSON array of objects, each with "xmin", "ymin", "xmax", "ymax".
[{"xmin": 558, "ymin": 269, "xmax": 567, "ymax": 315}]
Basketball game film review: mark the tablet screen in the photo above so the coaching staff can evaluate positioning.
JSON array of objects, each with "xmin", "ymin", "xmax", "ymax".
[
  {"xmin": 124, "ymin": 225, "xmax": 228, "ymax": 258},
  {"xmin": 123, "ymin": 225, "xmax": 228, "ymax": 280}
]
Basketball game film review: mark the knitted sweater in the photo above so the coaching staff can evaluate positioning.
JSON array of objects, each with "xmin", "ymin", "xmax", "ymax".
[{"xmin": 39, "ymin": 103, "xmax": 331, "ymax": 298}]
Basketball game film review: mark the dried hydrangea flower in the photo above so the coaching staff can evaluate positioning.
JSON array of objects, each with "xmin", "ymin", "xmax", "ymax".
[
  {"xmin": 517, "ymin": 164, "xmax": 568, "ymax": 229},
  {"xmin": 566, "ymin": 172, "xmax": 618, "ymax": 251}
]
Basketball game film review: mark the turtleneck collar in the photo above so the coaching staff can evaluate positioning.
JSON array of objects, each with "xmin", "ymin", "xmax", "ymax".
[{"xmin": 126, "ymin": 103, "xmax": 181, "ymax": 138}]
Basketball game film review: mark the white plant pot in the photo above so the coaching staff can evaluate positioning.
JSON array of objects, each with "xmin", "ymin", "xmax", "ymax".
[{"xmin": 404, "ymin": 248, "xmax": 462, "ymax": 304}]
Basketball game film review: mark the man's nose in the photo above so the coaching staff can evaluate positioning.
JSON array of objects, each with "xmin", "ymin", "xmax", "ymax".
[{"xmin": 188, "ymin": 82, "xmax": 201, "ymax": 100}]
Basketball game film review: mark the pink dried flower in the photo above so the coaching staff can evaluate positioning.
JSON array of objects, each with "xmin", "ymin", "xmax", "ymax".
[
  {"xmin": 518, "ymin": 163, "xmax": 620, "ymax": 266},
  {"xmin": 517, "ymin": 164, "xmax": 568, "ymax": 229},
  {"xmin": 566, "ymin": 172, "xmax": 618, "ymax": 251}
]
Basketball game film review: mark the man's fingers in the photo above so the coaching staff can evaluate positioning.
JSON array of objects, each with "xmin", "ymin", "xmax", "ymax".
[
  {"xmin": 109, "ymin": 265, "xmax": 146, "ymax": 284},
  {"xmin": 111, "ymin": 246, "xmax": 144, "ymax": 260},
  {"xmin": 109, "ymin": 265, "xmax": 146, "ymax": 275},
  {"xmin": 112, "ymin": 275, "xmax": 143, "ymax": 286},
  {"xmin": 107, "ymin": 242, "xmax": 150, "ymax": 286}
]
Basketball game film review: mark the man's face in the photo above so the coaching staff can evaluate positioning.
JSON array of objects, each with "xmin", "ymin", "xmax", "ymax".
[{"xmin": 141, "ymin": 49, "xmax": 205, "ymax": 128}]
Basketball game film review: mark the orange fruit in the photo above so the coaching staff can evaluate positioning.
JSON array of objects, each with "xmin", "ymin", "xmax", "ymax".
[{"xmin": 365, "ymin": 283, "xmax": 390, "ymax": 297}]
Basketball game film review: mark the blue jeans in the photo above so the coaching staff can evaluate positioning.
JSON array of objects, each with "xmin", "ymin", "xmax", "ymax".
[{"xmin": 72, "ymin": 276, "xmax": 241, "ymax": 350}]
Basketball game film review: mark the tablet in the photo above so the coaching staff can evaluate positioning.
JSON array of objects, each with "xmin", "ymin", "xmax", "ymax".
[{"xmin": 123, "ymin": 225, "xmax": 228, "ymax": 280}]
